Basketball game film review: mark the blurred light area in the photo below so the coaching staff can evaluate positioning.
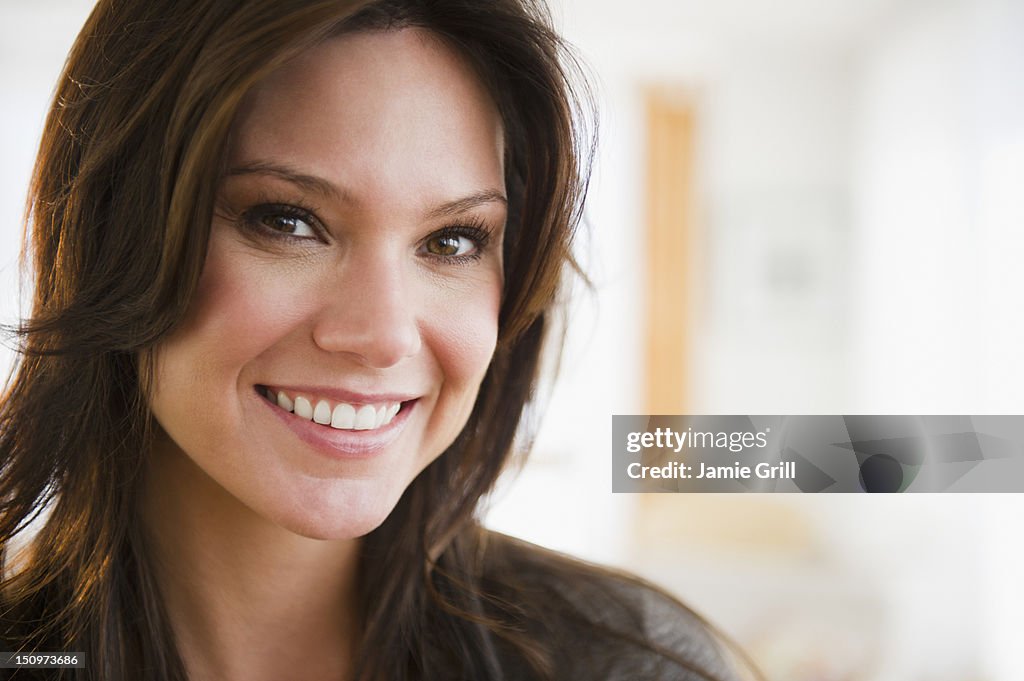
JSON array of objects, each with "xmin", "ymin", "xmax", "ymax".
[
  {"xmin": 485, "ymin": 0, "xmax": 1024, "ymax": 680},
  {"xmin": 0, "ymin": 2, "xmax": 98, "ymax": 362},
  {"xmin": 1, "ymin": 2, "xmax": 1022, "ymax": 680}
]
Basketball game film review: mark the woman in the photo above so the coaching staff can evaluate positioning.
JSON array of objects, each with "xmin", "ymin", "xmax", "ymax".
[{"xmin": 0, "ymin": 1, "xmax": 746, "ymax": 679}]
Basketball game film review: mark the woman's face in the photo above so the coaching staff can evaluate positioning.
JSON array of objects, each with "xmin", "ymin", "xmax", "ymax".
[{"xmin": 148, "ymin": 28, "xmax": 506, "ymax": 540}]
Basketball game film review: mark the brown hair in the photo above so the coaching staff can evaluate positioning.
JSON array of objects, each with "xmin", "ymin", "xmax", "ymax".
[{"xmin": 1, "ymin": 1, "xmax": 743, "ymax": 679}]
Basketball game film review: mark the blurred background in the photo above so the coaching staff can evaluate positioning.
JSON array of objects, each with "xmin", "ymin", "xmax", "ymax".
[{"xmin": 2, "ymin": 1, "xmax": 1023, "ymax": 680}]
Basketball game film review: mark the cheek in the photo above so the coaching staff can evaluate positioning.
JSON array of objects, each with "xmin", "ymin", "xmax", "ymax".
[
  {"xmin": 436, "ymin": 314, "xmax": 498, "ymax": 384},
  {"xmin": 195, "ymin": 249, "xmax": 305, "ymax": 346},
  {"xmin": 426, "ymin": 278, "xmax": 502, "ymax": 418},
  {"xmin": 149, "ymin": 238, "xmax": 311, "ymax": 433},
  {"xmin": 161, "ymin": 241, "xmax": 310, "ymax": 370}
]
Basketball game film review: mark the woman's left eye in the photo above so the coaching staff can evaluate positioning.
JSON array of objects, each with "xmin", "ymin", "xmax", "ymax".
[
  {"xmin": 421, "ymin": 226, "xmax": 490, "ymax": 260},
  {"xmin": 426, "ymin": 234, "xmax": 473, "ymax": 257}
]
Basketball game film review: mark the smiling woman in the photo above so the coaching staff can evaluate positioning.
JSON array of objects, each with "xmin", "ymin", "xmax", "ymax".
[
  {"xmin": 148, "ymin": 29, "xmax": 507, "ymax": 545},
  {"xmin": 0, "ymin": 1, "xmax": 743, "ymax": 680}
]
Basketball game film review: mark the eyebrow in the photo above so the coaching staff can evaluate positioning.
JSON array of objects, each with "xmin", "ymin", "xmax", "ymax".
[
  {"xmin": 225, "ymin": 161, "xmax": 507, "ymax": 217},
  {"xmin": 225, "ymin": 161, "xmax": 342, "ymax": 200},
  {"xmin": 425, "ymin": 190, "xmax": 507, "ymax": 219}
]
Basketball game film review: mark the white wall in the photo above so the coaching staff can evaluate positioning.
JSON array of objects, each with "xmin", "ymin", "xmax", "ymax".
[
  {"xmin": 494, "ymin": 1, "xmax": 1024, "ymax": 679},
  {"xmin": 0, "ymin": 2, "xmax": 97, "ymax": 374},
  {"xmin": 852, "ymin": 1, "xmax": 1024, "ymax": 678}
]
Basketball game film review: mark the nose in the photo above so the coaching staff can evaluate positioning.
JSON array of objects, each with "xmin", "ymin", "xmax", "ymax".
[{"xmin": 311, "ymin": 255, "xmax": 422, "ymax": 368}]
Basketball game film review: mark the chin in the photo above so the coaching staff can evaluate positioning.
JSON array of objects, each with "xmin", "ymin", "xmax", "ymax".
[
  {"xmin": 271, "ymin": 484, "xmax": 404, "ymax": 541},
  {"xmin": 276, "ymin": 509, "xmax": 392, "ymax": 542}
]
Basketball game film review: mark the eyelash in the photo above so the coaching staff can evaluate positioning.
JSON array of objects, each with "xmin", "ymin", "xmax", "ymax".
[{"xmin": 236, "ymin": 201, "xmax": 494, "ymax": 264}]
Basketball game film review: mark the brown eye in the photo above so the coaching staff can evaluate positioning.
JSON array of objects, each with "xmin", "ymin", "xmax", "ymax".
[
  {"xmin": 426, "ymin": 234, "xmax": 468, "ymax": 256},
  {"xmin": 239, "ymin": 203, "xmax": 321, "ymax": 241},
  {"xmin": 260, "ymin": 213, "xmax": 316, "ymax": 238},
  {"xmin": 419, "ymin": 224, "xmax": 491, "ymax": 262}
]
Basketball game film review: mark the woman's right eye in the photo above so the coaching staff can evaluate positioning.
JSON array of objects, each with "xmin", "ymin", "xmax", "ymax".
[{"xmin": 242, "ymin": 204, "xmax": 320, "ymax": 240}]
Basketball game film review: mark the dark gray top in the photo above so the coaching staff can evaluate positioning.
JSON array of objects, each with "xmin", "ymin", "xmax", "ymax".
[{"xmin": 482, "ymin": 533, "xmax": 743, "ymax": 681}]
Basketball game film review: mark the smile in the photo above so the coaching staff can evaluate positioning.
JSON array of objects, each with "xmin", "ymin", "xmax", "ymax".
[{"xmin": 257, "ymin": 386, "xmax": 404, "ymax": 431}]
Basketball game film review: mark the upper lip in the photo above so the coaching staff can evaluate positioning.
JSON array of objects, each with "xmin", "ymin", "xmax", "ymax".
[{"xmin": 259, "ymin": 383, "xmax": 419, "ymax": 405}]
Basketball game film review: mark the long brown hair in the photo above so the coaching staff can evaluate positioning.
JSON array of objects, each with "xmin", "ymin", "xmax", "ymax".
[{"xmin": 1, "ymin": 1, "xmax": 740, "ymax": 679}]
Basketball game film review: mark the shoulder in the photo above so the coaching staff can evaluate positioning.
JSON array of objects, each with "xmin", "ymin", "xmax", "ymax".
[{"xmin": 479, "ymin": 532, "xmax": 742, "ymax": 681}]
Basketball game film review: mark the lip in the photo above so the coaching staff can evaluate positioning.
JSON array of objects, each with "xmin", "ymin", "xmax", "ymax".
[{"xmin": 254, "ymin": 386, "xmax": 417, "ymax": 459}]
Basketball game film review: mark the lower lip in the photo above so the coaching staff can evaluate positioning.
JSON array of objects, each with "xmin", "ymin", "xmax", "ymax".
[{"xmin": 256, "ymin": 389, "xmax": 415, "ymax": 459}]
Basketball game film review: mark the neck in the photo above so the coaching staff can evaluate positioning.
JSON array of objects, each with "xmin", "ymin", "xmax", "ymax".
[{"xmin": 140, "ymin": 437, "xmax": 359, "ymax": 681}]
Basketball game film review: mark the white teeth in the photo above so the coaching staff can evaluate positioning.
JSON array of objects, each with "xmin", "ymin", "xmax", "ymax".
[
  {"xmin": 331, "ymin": 403, "xmax": 356, "ymax": 429},
  {"xmin": 294, "ymin": 396, "xmax": 313, "ymax": 420},
  {"xmin": 313, "ymin": 400, "xmax": 332, "ymax": 425},
  {"xmin": 269, "ymin": 389, "xmax": 403, "ymax": 431},
  {"xmin": 354, "ymin": 405, "xmax": 377, "ymax": 430}
]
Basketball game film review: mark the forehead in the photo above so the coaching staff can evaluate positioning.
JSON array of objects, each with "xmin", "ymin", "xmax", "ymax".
[{"xmin": 227, "ymin": 28, "xmax": 505, "ymax": 209}]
